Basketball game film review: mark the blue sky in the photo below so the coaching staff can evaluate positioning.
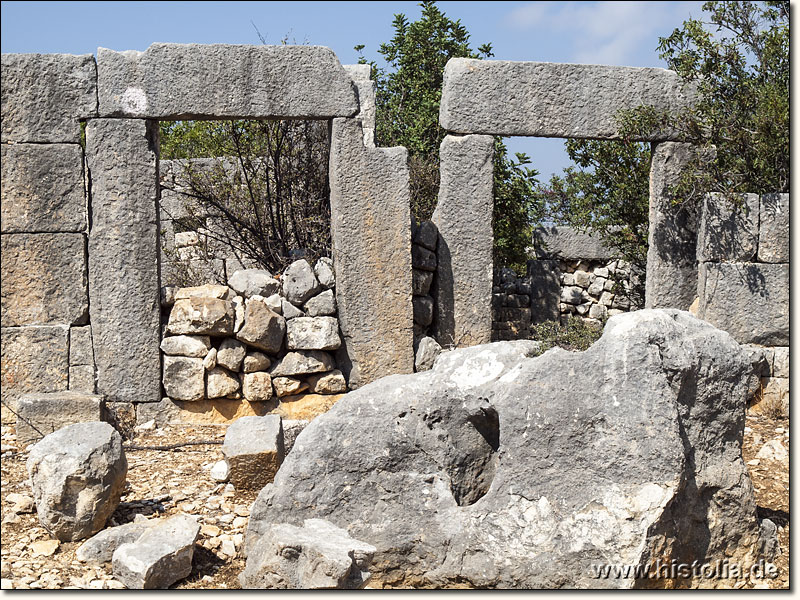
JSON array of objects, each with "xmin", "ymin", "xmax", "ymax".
[{"xmin": 1, "ymin": 1, "xmax": 706, "ymax": 180}]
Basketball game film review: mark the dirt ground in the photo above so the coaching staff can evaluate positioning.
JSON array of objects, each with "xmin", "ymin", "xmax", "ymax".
[{"xmin": 0, "ymin": 413, "xmax": 789, "ymax": 590}]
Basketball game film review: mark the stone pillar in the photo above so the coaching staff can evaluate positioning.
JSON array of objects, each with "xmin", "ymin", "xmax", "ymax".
[
  {"xmin": 328, "ymin": 117, "xmax": 414, "ymax": 389},
  {"xmin": 645, "ymin": 142, "xmax": 699, "ymax": 310},
  {"xmin": 85, "ymin": 119, "xmax": 161, "ymax": 404},
  {"xmin": 432, "ymin": 134, "xmax": 494, "ymax": 347}
]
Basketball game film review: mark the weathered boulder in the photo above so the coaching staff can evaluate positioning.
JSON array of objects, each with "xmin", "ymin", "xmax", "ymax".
[
  {"xmin": 240, "ymin": 518, "xmax": 376, "ymax": 589},
  {"xmin": 306, "ymin": 370, "xmax": 347, "ymax": 395},
  {"xmin": 270, "ymin": 351, "xmax": 335, "ymax": 377},
  {"xmin": 160, "ymin": 335, "xmax": 211, "ymax": 358},
  {"xmin": 282, "ymin": 260, "xmax": 322, "ymax": 306},
  {"xmin": 167, "ymin": 298, "xmax": 235, "ymax": 336},
  {"xmin": 236, "ymin": 299, "xmax": 286, "ymax": 354},
  {"xmin": 304, "ymin": 290, "xmax": 337, "ymax": 317},
  {"xmin": 286, "ymin": 317, "xmax": 341, "ymax": 351},
  {"xmin": 216, "ymin": 338, "xmax": 247, "ymax": 371},
  {"xmin": 314, "ymin": 257, "xmax": 336, "ymax": 289},
  {"xmin": 222, "ymin": 415, "xmax": 285, "ymax": 490},
  {"xmin": 112, "ymin": 514, "xmax": 200, "ymax": 589},
  {"xmin": 414, "ymin": 337, "xmax": 442, "ymax": 372},
  {"xmin": 242, "ymin": 372, "xmax": 274, "ymax": 402},
  {"xmin": 76, "ymin": 516, "xmax": 151, "ymax": 564},
  {"xmin": 246, "ymin": 310, "xmax": 772, "ymax": 588},
  {"xmin": 228, "ymin": 269, "xmax": 280, "ymax": 298},
  {"xmin": 162, "ymin": 356, "xmax": 204, "ymax": 401},
  {"xmin": 207, "ymin": 367, "xmax": 240, "ymax": 398},
  {"xmin": 16, "ymin": 391, "xmax": 105, "ymax": 447},
  {"xmin": 27, "ymin": 422, "xmax": 127, "ymax": 541}
]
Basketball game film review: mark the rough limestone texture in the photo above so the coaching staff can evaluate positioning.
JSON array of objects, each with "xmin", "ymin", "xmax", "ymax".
[
  {"xmin": 270, "ymin": 351, "xmax": 336, "ymax": 377},
  {"xmin": 1, "ymin": 53, "xmax": 97, "ymax": 143},
  {"xmin": 160, "ymin": 335, "xmax": 211, "ymax": 358},
  {"xmin": 69, "ymin": 325, "xmax": 94, "ymax": 366},
  {"xmin": 246, "ymin": 311, "xmax": 772, "ymax": 589},
  {"xmin": 432, "ymin": 135, "xmax": 494, "ymax": 348},
  {"xmin": 645, "ymin": 142, "xmax": 699, "ymax": 310},
  {"xmin": 344, "ymin": 63, "xmax": 377, "ymax": 146},
  {"xmin": 1, "ymin": 233, "xmax": 88, "ymax": 327},
  {"xmin": 97, "ymin": 44, "xmax": 358, "ymax": 119},
  {"xmin": 228, "ymin": 269, "xmax": 280, "ymax": 298},
  {"xmin": 222, "ymin": 415, "xmax": 285, "ymax": 490},
  {"xmin": 242, "ymin": 372, "xmax": 273, "ymax": 402},
  {"xmin": 27, "ymin": 422, "xmax": 127, "ymax": 542},
  {"xmin": 414, "ymin": 336, "xmax": 443, "ymax": 372},
  {"xmin": 758, "ymin": 193, "xmax": 789, "ymax": 263},
  {"xmin": 286, "ymin": 317, "xmax": 341, "ymax": 351},
  {"xmin": 439, "ymin": 59, "xmax": 695, "ymax": 141},
  {"xmin": 306, "ymin": 370, "xmax": 347, "ymax": 395},
  {"xmin": 273, "ymin": 376, "xmax": 310, "ymax": 398},
  {"xmin": 696, "ymin": 193, "xmax": 759, "ymax": 263},
  {"xmin": 216, "ymin": 338, "xmax": 247, "ymax": 371},
  {"xmin": 241, "ymin": 518, "xmax": 376, "ymax": 589},
  {"xmin": 1, "ymin": 143, "xmax": 86, "ymax": 233},
  {"xmin": 86, "ymin": 119, "xmax": 161, "ymax": 404},
  {"xmin": 1, "ymin": 325, "xmax": 69, "ymax": 410},
  {"xmin": 329, "ymin": 117, "xmax": 414, "ymax": 388},
  {"xmin": 282, "ymin": 260, "xmax": 321, "ymax": 306},
  {"xmin": 314, "ymin": 257, "xmax": 336, "ymax": 289},
  {"xmin": 174, "ymin": 284, "xmax": 234, "ymax": 301},
  {"xmin": 162, "ymin": 356, "xmax": 205, "ymax": 401},
  {"xmin": 16, "ymin": 391, "xmax": 104, "ymax": 447},
  {"xmin": 305, "ymin": 290, "xmax": 337, "ymax": 316},
  {"xmin": 697, "ymin": 262, "xmax": 789, "ymax": 346},
  {"xmin": 76, "ymin": 516, "xmax": 151, "ymax": 564},
  {"xmin": 112, "ymin": 514, "xmax": 200, "ymax": 589},
  {"xmin": 236, "ymin": 300, "xmax": 286, "ymax": 354},
  {"xmin": 244, "ymin": 352, "xmax": 271, "ymax": 373},
  {"xmin": 167, "ymin": 298, "xmax": 235, "ymax": 336},
  {"xmin": 206, "ymin": 367, "xmax": 240, "ymax": 398}
]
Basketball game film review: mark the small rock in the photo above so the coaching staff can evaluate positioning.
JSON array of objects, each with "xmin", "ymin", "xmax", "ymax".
[
  {"xmin": 232, "ymin": 516, "xmax": 248, "ymax": 529},
  {"xmin": 210, "ymin": 460, "xmax": 230, "ymax": 483},
  {"xmin": 207, "ymin": 367, "xmax": 240, "ymax": 399},
  {"xmin": 414, "ymin": 337, "xmax": 442, "ymax": 372},
  {"xmin": 746, "ymin": 459, "xmax": 760, "ymax": 466},
  {"xmin": 273, "ymin": 376, "xmax": 309, "ymax": 397},
  {"xmin": 756, "ymin": 439, "xmax": 788, "ymax": 462},
  {"xmin": 134, "ymin": 419, "xmax": 156, "ymax": 431},
  {"xmin": 306, "ymin": 369, "xmax": 347, "ymax": 394},
  {"xmin": 30, "ymin": 540, "xmax": 59, "ymax": 557},
  {"xmin": 242, "ymin": 372, "xmax": 273, "ymax": 402},
  {"xmin": 243, "ymin": 352, "xmax": 271, "ymax": 373},
  {"xmin": 160, "ymin": 335, "xmax": 212, "ymax": 358},
  {"xmin": 314, "ymin": 257, "xmax": 335, "ymax": 289},
  {"xmin": 220, "ymin": 540, "xmax": 237, "ymax": 557},
  {"xmin": 201, "ymin": 524, "xmax": 221, "ymax": 537},
  {"xmin": 304, "ymin": 290, "xmax": 337, "ymax": 317},
  {"xmin": 270, "ymin": 351, "xmax": 335, "ymax": 377},
  {"xmin": 222, "ymin": 415, "xmax": 284, "ymax": 491},
  {"xmin": 281, "ymin": 299, "xmax": 305, "ymax": 319},
  {"xmin": 282, "ymin": 260, "xmax": 321, "ymax": 305},
  {"xmin": 76, "ymin": 520, "xmax": 152, "ymax": 564},
  {"xmin": 228, "ymin": 270, "xmax": 280, "ymax": 299},
  {"xmin": 7, "ymin": 493, "xmax": 34, "ymax": 513},
  {"xmin": 216, "ymin": 339, "xmax": 247, "ymax": 372},
  {"xmin": 203, "ymin": 347, "xmax": 218, "ymax": 370}
]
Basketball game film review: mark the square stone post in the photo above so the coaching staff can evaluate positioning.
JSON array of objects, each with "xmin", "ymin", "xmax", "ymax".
[
  {"xmin": 85, "ymin": 118, "xmax": 161, "ymax": 404},
  {"xmin": 432, "ymin": 134, "xmax": 494, "ymax": 347}
]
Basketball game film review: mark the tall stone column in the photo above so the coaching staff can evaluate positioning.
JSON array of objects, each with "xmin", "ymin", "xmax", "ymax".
[
  {"xmin": 328, "ymin": 117, "xmax": 414, "ymax": 389},
  {"xmin": 432, "ymin": 134, "xmax": 494, "ymax": 348},
  {"xmin": 645, "ymin": 142, "xmax": 700, "ymax": 310},
  {"xmin": 85, "ymin": 119, "xmax": 161, "ymax": 404}
]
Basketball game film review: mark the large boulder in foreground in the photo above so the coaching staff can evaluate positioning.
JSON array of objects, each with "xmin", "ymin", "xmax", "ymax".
[
  {"xmin": 27, "ymin": 422, "xmax": 127, "ymax": 541},
  {"xmin": 245, "ymin": 310, "xmax": 773, "ymax": 589}
]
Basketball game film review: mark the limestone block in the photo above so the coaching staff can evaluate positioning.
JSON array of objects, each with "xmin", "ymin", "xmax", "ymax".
[
  {"xmin": 1, "ymin": 325, "xmax": 69, "ymax": 409},
  {"xmin": 344, "ymin": 64, "xmax": 376, "ymax": 146},
  {"xmin": 243, "ymin": 351, "xmax": 271, "ymax": 373},
  {"xmin": 432, "ymin": 134, "xmax": 494, "ymax": 348},
  {"xmin": 160, "ymin": 335, "xmax": 211, "ymax": 358},
  {"xmin": 532, "ymin": 226, "xmax": 612, "ymax": 260},
  {"xmin": 414, "ymin": 337, "xmax": 443, "ymax": 372},
  {"xmin": 697, "ymin": 262, "xmax": 788, "ymax": 345},
  {"xmin": 242, "ymin": 372, "xmax": 273, "ymax": 402},
  {"xmin": 69, "ymin": 365, "xmax": 96, "ymax": 393},
  {"xmin": 86, "ymin": 119, "xmax": 161, "ymax": 404},
  {"xmin": 771, "ymin": 347, "xmax": 788, "ymax": 379},
  {"xmin": 76, "ymin": 518, "xmax": 152, "ymax": 564},
  {"xmin": 313, "ymin": 257, "xmax": 336, "ymax": 289},
  {"xmin": 174, "ymin": 284, "xmax": 234, "ymax": 301},
  {"xmin": 167, "ymin": 298, "xmax": 235, "ymax": 336},
  {"xmin": 304, "ymin": 289, "xmax": 337, "ymax": 317},
  {"xmin": 696, "ymin": 193, "xmax": 759, "ymax": 263},
  {"xmin": 1, "ymin": 233, "xmax": 88, "ymax": 326},
  {"xmin": 286, "ymin": 316, "xmax": 341, "ymax": 351},
  {"xmin": 216, "ymin": 338, "xmax": 247, "ymax": 371},
  {"xmin": 270, "ymin": 351, "xmax": 335, "ymax": 377},
  {"xmin": 329, "ymin": 117, "xmax": 414, "ymax": 388},
  {"xmin": 281, "ymin": 299, "xmax": 305, "ymax": 319},
  {"xmin": 15, "ymin": 390, "xmax": 104, "ymax": 447},
  {"xmin": 1, "ymin": 143, "xmax": 86, "ymax": 233},
  {"xmin": 97, "ymin": 44, "xmax": 358, "ymax": 119},
  {"xmin": 203, "ymin": 348, "xmax": 217, "ymax": 370},
  {"xmin": 222, "ymin": 415, "xmax": 284, "ymax": 490},
  {"xmin": 282, "ymin": 259, "xmax": 321, "ymax": 306},
  {"xmin": 228, "ymin": 269, "xmax": 280, "ymax": 298},
  {"xmin": 306, "ymin": 370, "xmax": 347, "ymax": 394},
  {"xmin": 645, "ymin": 142, "xmax": 700, "ymax": 310},
  {"xmin": 1, "ymin": 53, "xmax": 97, "ymax": 143},
  {"xmin": 162, "ymin": 356, "xmax": 205, "ymax": 401},
  {"xmin": 207, "ymin": 367, "xmax": 240, "ymax": 399},
  {"xmin": 273, "ymin": 376, "xmax": 310, "ymax": 398},
  {"xmin": 758, "ymin": 193, "xmax": 789, "ymax": 263},
  {"xmin": 439, "ymin": 58, "xmax": 695, "ymax": 140},
  {"xmin": 70, "ymin": 325, "xmax": 94, "ymax": 365},
  {"xmin": 236, "ymin": 299, "xmax": 286, "ymax": 354}
]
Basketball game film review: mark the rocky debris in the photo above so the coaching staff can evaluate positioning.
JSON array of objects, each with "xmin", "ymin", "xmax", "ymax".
[
  {"xmin": 306, "ymin": 370, "xmax": 347, "ymax": 395},
  {"xmin": 414, "ymin": 337, "xmax": 442, "ymax": 372},
  {"xmin": 111, "ymin": 514, "xmax": 200, "ymax": 589},
  {"xmin": 286, "ymin": 317, "xmax": 341, "ymax": 351},
  {"xmin": 160, "ymin": 335, "xmax": 211, "ymax": 358},
  {"xmin": 270, "ymin": 351, "xmax": 336, "ymax": 377},
  {"xmin": 166, "ymin": 298, "xmax": 235, "ymax": 336},
  {"xmin": 227, "ymin": 269, "xmax": 280, "ymax": 299},
  {"xmin": 174, "ymin": 285, "xmax": 234, "ymax": 301},
  {"xmin": 282, "ymin": 260, "xmax": 321, "ymax": 306},
  {"xmin": 206, "ymin": 368, "xmax": 240, "ymax": 399},
  {"xmin": 305, "ymin": 290, "xmax": 337, "ymax": 317},
  {"xmin": 236, "ymin": 300, "xmax": 286, "ymax": 354},
  {"xmin": 247, "ymin": 310, "xmax": 772, "ymax": 588},
  {"xmin": 240, "ymin": 518, "xmax": 376, "ymax": 589},
  {"xmin": 261, "ymin": 293, "xmax": 283, "ymax": 314},
  {"xmin": 216, "ymin": 339, "xmax": 246, "ymax": 372},
  {"xmin": 27, "ymin": 422, "xmax": 127, "ymax": 541},
  {"xmin": 273, "ymin": 377, "xmax": 309, "ymax": 398},
  {"xmin": 314, "ymin": 258, "xmax": 336, "ymax": 289},
  {"xmin": 243, "ymin": 352, "xmax": 271, "ymax": 373},
  {"xmin": 76, "ymin": 516, "xmax": 151, "ymax": 564},
  {"xmin": 7, "ymin": 492, "xmax": 35, "ymax": 514},
  {"xmin": 162, "ymin": 357, "xmax": 205, "ymax": 401},
  {"xmin": 242, "ymin": 372, "xmax": 273, "ymax": 402},
  {"xmin": 30, "ymin": 539, "xmax": 60, "ymax": 557},
  {"xmin": 222, "ymin": 415, "xmax": 284, "ymax": 491},
  {"xmin": 15, "ymin": 391, "xmax": 105, "ymax": 447},
  {"xmin": 756, "ymin": 440, "xmax": 788, "ymax": 462}
]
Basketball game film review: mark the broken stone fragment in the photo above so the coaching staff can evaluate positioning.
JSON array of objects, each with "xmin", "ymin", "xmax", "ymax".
[
  {"xmin": 228, "ymin": 269, "xmax": 280, "ymax": 298},
  {"xmin": 314, "ymin": 257, "xmax": 336, "ymax": 289},
  {"xmin": 162, "ymin": 356, "xmax": 205, "ymax": 401},
  {"xmin": 76, "ymin": 517, "xmax": 151, "ymax": 564},
  {"xmin": 159, "ymin": 335, "xmax": 211, "ymax": 358},
  {"xmin": 166, "ymin": 297, "xmax": 235, "ymax": 336},
  {"xmin": 236, "ymin": 299, "xmax": 286, "ymax": 354},
  {"xmin": 270, "ymin": 351, "xmax": 335, "ymax": 377},
  {"xmin": 282, "ymin": 259, "xmax": 321, "ymax": 305},
  {"xmin": 207, "ymin": 367, "xmax": 240, "ymax": 399},
  {"xmin": 414, "ymin": 336, "xmax": 442, "ymax": 372},
  {"xmin": 242, "ymin": 372, "xmax": 273, "ymax": 402},
  {"xmin": 216, "ymin": 338, "xmax": 247, "ymax": 371},
  {"xmin": 272, "ymin": 376, "xmax": 309, "ymax": 398},
  {"xmin": 243, "ymin": 351, "xmax": 271, "ymax": 373},
  {"xmin": 306, "ymin": 370, "xmax": 347, "ymax": 394},
  {"xmin": 304, "ymin": 289, "xmax": 337, "ymax": 317},
  {"xmin": 222, "ymin": 415, "xmax": 284, "ymax": 491}
]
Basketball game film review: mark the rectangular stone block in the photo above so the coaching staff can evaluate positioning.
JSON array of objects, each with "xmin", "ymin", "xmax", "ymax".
[
  {"xmin": 1, "ymin": 325, "xmax": 69, "ymax": 410},
  {"xmin": 1, "ymin": 233, "xmax": 88, "ymax": 326},
  {"xmin": 697, "ymin": 262, "xmax": 788, "ymax": 346},
  {"xmin": 440, "ymin": 59, "xmax": 695, "ymax": 140},
  {"xmin": 97, "ymin": 44, "xmax": 358, "ymax": 119},
  {"xmin": 86, "ymin": 119, "xmax": 162, "ymax": 404},
  {"xmin": 69, "ymin": 365, "xmax": 96, "ymax": 393},
  {"xmin": 1, "ymin": 143, "xmax": 86, "ymax": 233},
  {"xmin": 696, "ymin": 193, "xmax": 759, "ymax": 263},
  {"xmin": 329, "ymin": 118, "xmax": 414, "ymax": 388},
  {"xmin": 758, "ymin": 193, "xmax": 788, "ymax": 263},
  {"xmin": 69, "ymin": 325, "xmax": 94, "ymax": 366},
  {"xmin": 771, "ymin": 347, "xmax": 788, "ymax": 379},
  {"xmin": 532, "ymin": 226, "xmax": 613, "ymax": 261},
  {"xmin": 344, "ymin": 64, "xmax": 376, "ymax": 146},
  {"xmin": 1, "ymin": 53, "xmax": 97, "ymax": 143},
  {"xmin": 645, "ymin": 142, "xmax": 700, "ymax": 310},
  {"xmin": 432, "ymin": 134, "xmax": 494, "ymax": 347},
  {"xmin": 16, "ymin": 391, "xmax": 104, "ymax": 446}
]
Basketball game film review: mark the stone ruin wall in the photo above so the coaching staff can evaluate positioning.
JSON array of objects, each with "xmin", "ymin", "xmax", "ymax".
[{"xmin": 1, "ymin": 44, "xmax": 789, "ymax": 431}]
